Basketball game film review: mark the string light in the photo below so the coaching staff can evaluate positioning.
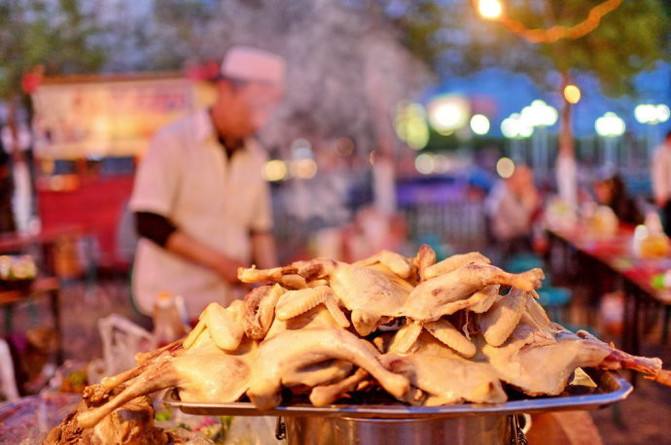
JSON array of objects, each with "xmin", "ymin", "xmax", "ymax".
[
  {"xmin": 473, "ymin": 0, "xmax": 622, "ymax": 44},
  {"xmin": 477, "ymin": 0, "xmax": 503, "ymax": 20}
]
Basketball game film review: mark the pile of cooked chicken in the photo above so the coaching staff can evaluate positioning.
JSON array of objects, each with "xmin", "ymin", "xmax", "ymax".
[{"xmin": 60, "ymin": 247, "xmax": 671, "ymax": 435}]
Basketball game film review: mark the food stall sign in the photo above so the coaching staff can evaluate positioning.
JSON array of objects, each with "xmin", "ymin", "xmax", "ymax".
[{"xmin": 31, "ymin": 74, "xmax": 197, "ymax": 160}]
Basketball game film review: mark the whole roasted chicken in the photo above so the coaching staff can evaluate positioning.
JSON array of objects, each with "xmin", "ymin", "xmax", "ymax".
[{"xmin": 48, "ymin": 246, "xmax": 671, "ymax": 444}]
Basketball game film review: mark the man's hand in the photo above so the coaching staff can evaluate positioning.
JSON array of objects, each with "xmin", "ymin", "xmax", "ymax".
[
  {"xmin": 166, "ymin": 231, "xmax": 244, "ymax": 285},
  {"xmin": 212, "ymin": 255, "xmax": 246, "ymax": 284}
]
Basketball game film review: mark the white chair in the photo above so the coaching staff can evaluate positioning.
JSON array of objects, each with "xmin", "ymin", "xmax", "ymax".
[
  {"xmin": 0, "ymin": 338, "xmax": 19, "ymax": 401},
  {"xmin": 98, "ymin": 314, "xmax": 156, "ymax": 376}
]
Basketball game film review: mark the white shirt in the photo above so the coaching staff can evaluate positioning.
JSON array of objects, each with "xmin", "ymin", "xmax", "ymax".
[
  {"xmin": 556, "ymin": 153, "xmax": 577, "ymax": 210},
  {"xmin": 485, "ymin": 181, "xmax": 533, "ymax": 241},
  {"xmin": 130, "ymin": 109, "xmax": 272, "ymax": 318},
  {"xmin": 652, "ymin": 143, "xmax": 671, "ymax": 205}
]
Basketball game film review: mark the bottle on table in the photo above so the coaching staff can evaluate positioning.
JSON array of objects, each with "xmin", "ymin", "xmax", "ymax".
[{"xmin": 153, "ymin": 291, "xmax": 187, "ymax": 347}]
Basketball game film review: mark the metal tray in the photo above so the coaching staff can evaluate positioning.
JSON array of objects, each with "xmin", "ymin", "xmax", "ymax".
[{"xmin": 163, "ymin": 371, "xmax": 632, "ymax": 419}]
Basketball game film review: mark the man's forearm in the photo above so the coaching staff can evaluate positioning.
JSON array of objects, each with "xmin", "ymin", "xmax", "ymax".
[
  {"xmin": 251, "ymin": 231, "xmax": 278, "ymax": 269},
  {"xmin": 135, "ymin": 211, "xmax": 243, "ymax": 283},
  {"xmin": 166, "ymin": 231, "xmax": 243, "ymax": 284}
]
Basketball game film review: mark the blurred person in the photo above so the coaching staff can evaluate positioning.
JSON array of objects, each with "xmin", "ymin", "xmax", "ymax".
[
  {"xmin": 0, "ymin": 134, "xmax": 15, "ymax": 233},
  {"xmin": 130, "ymin": 46, "xmax": 285, "ymax": 319},
  {"xmin": 652, "ymin": 130, "xmax": 671, "ymax": 235},
  {"xmin": 485, "ymin": 164, "xmax": 541, "ymax": 256},
  {"xmin": 593, "ymin": 170, "xmax": 642, "ymax": 226}
]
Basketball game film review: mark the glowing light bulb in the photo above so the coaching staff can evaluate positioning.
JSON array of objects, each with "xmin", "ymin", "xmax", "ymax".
[
  {"xmin": 496, "ymin": 157, "xmax": 515, "ymax": 179},
  {"xmin": 477, "ymin": 0, "xmax": 503, "ymax": 20},
  {"xmin": 470, "ymin": 114, "xmax": 490, "ymax": 135},
  {"xmin": 563, "ymin": 84, "xmax": 581, "ymax": 104}
]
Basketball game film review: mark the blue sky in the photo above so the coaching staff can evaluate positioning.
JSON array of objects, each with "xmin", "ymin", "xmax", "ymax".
[{"xmin": 428, "ymin": 62, "xmax": 671, "ymax": 139}]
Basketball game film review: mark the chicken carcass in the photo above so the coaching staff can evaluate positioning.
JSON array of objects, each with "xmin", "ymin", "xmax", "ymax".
[
  {"xmin": 248, "ymin": 328, "xmax": 409, "ymax": 409},
  {"xmin": 399, "ymin": 263, "xmax": 544, "ymax": 322},
  {"xmin": 239, "ymin": 258, "xmax": 414, "ymax": 336},
  {"xmin": 482, "ymin": 299, "xmax": 671, "ymax": 395},
  {"xmin": 382, "ymin": 333, "xmax": 507, "ymax": 406}
]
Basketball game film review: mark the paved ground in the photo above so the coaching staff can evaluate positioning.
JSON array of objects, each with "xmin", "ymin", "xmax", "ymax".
[{"xmin": 4, "ymin": 278, "xmax": 671, "ymax": 444}]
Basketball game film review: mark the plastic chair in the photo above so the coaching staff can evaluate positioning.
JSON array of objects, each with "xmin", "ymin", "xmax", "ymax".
[
  {"xmin": 537, "ymin": 287, "xmax": 572, "ymax": 324},
  {"xmin": 98, "ymin": 314, "xmax": 156, "ymax": 376},
  {"xmin": 0, "ymin": 338, "xmax": 19, "ymax": 401},
  {"xmin": 504, "ymin": 253, "xmax": 544, "ymax": 274}
]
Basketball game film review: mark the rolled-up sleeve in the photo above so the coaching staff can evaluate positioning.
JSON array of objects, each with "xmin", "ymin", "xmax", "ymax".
[{"xmin": 130, "ymin": 129, "xmax": 181, "ymax": 217}]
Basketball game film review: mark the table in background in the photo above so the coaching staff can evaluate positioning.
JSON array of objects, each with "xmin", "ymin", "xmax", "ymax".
[
  {"xmin": 547, "ymin": 224, "xmax": 671, "ymax": 356},
  {"xmin": 0, "ymin": 277, "xmax": 63, "ymax": 365}
]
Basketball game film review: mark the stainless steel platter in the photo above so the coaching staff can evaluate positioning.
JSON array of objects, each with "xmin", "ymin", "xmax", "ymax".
[{"xmin": 163, "ymin": 371, "xmax": 632, "ymax": 419}]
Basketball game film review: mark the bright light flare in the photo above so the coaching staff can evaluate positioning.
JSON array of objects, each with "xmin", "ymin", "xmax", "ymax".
[
  {"xmin": 477, "ymin": 0, "xmax": 503, "ymax": 20},
  {"xmin": 415, "ymin": 153, "xmax": 435, "ymax": 175},
  {"xmin": 521, "ymin": 99, "xmax": 558, "ymax": 127},
  {"xmin": 635, "ymin": 104, "xmax": 671, "ymax": 124},
  {"xmin": 290, "ymin": 159, "xmax": 318, "ymax": 179},
  {"xmin": 470, "ymin": 114, "xmax": 490, "ymax": 135},
  {"xmin": 563, "ymin": 84, "xmax": 581, "ymax": 104},
  {"xmin": 496, "ymin": 157, "xmax": 515, "ymax": 179},
  {"xmin": 263, "ymin": 160, "xmax": 288, "ymax": 182},
  {"xmin": 395, "ymin": 102, "xmax": 430, "ymax": 150},
  {"xmin": 501, "ymin": 113, "xmax": 533, "ymax": 139},
  {"xmin": 595, "ymin": 112, "xmax": 625, "ymax": 137},
  {"xmin": 427, "ymin": 95, "xmax": 470, "ymax": 135}
]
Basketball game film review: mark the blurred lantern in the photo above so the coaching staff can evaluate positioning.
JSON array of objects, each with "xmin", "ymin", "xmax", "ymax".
[
  {"xmin": 394, "ymin": 102, "xmax": 430, "ymax": 150},
  {"xmin": 21, "ymin": 65, "xmax": 44, "ymax": 94},
  {"xmin": 634, "ymin": 104, "xmax": 669, "ymax": 159},
  {"xmin": 414, "ymin": 153, "xmax": 435, "ymax": 175},
  {"xmin": 470, "ymin": 114, "xmax": 490, "ymax": 136},
  {"xmin": 290, "ymin": 158, "xmax": 318, "ymax": 179},
  {"xmin": 563, "ymin": 84, "xmax": 581, "ymax": 104},
  {"xmin": 427, "ymin": 95, "xmax": 470, "ymax": 135},
  {"xmin": 185, "ymin": 60, "xmax": 220, "ymax": 81},
  {"xmin": 501, "ymin": 113, "xmax": 533, "ymax": 139},
  {"xmin": 501, "ymin": 113, "xmax": 532, "ymax": 164},
  {"xmin": 521, "ymin": 100, "xmax": 558, "ymax": 127},
  {"xmin": 519, "ymin": 100, "xmax": 557, "ymax": 176},
  {"xmin": 477, "ymin": 0, "xmax": 503, "ymax": 20},
  {"xmin": 595, "ymin": 112, "xmax": 625, "ymax": 167},
  {"xmin": 263, "ymin": 159, "xmax": 288, "ymax": 182},
  {"xmin": 595, "ymin": 112, "xmax": 625, "ymax": 137},
  {"xmin": 496, "ymin": 157, "xmax": 515, "ymax": 178},
  {"xmin": 635, "ymin": 104, "xmax": 670, "ymax": 125}
]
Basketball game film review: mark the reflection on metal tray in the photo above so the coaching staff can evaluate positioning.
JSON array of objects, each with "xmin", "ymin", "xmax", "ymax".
[{"xmin": 163, "ymin": 371, "xmax": 632, "ymax": 419}]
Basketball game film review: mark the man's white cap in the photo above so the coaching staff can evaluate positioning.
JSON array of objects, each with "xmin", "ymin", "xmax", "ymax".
[{"xmin": 221, "ymin": 46, "xmax": 286, "ymax": 86}]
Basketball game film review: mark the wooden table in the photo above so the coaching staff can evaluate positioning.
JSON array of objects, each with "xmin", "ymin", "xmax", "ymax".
[
  {"xmin": 547, "ymin": 224, "xmax": 671, "ymax": 357},
  {"xmin": 0, "ymin": 277, "xmax": 63, "ymax": 365}
]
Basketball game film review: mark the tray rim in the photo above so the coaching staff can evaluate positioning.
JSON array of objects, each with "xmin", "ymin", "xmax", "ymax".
[{"xmin": 162, "ymin": 371, "xmax": 633, "ymax": 419}]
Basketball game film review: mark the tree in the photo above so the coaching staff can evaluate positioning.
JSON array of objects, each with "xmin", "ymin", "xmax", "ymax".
[
  {"xmin": 0, "ymin": 0, "xmax": 106, "ymax": 154},
  {"xmin": 391, "ymin": 0, "xmax": 669, "ymax": 204},
  {"xmin": 132, "ymin": 0, "xmax": 433, "ymax": 155}
]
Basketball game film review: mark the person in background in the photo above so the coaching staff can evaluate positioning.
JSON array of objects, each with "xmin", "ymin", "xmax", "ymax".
[
  {"xmin": 130, "ymin": 46, "xmax": 285, "ymax": 319},
  {"xmin": 593, "ymin": 171, "xmax": 643, "ymax": 226},
  {"xmin": 485, "ymin": 164, "xmax": 541, "ymax": 257},
  {"xmin": 0, "ymin": 134, "xmax": 15, "ymax": 234},
  {"xmin": 652, "ymin": 131, "xmax": 671, "ymax": 236}
]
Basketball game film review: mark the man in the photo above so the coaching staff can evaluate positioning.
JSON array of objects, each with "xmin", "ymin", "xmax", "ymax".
[
  {"xmin": 130, "ymin": 46, "xmax": 285, "ymax": 318},
  {"xmin": 652, "ymin": 131, "xmax": 671, "ymax": 236}
]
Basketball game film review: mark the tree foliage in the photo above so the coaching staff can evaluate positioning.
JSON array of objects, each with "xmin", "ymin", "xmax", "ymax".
[
  {"xmin": 0, "ymin": 0, "xmax": 106, "ymax": 100},
  {"xmin": 393, "ymin": 0, "xmax": 670, "ymax": 98}
]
